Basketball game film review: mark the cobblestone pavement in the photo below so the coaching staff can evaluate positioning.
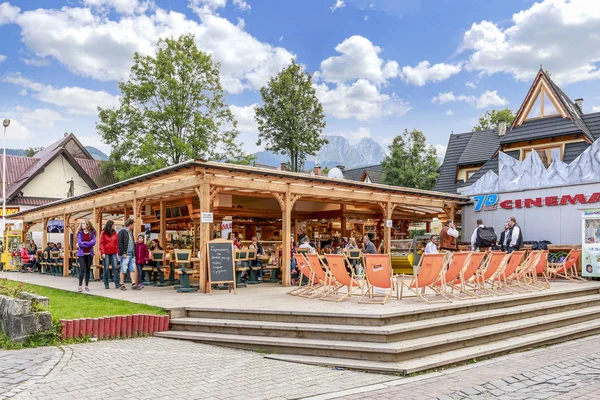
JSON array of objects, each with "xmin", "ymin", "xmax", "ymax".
[
  {"xmin": 308, "ymin": 335, "xmax": 600, "ymax": 400},
  {"xmin": 12, "ymin": 338, "xmax": 392, "ymax": 400},
  {"xmin": 0, "ymin": 347, "xmax": 62, "ymax": 399}
]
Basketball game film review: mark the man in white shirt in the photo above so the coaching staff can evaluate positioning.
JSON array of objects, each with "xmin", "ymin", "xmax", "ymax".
[
  {"xmin": 471, "ymin": 219, "xmax": 485, "ymax": 251},
  {"xmin": 507, "ymin": 216, "xmax": 523, "ymax": 254},
  {"xmin": 424, "ymin": 235, "xmax": 438, "ymax": 254},
  {"xmin": 440, "ymin": 220, "xmax": 459, "ymax": 252},
  {"xmin": 298, "ymin": 237, "xmax": 316, "ymax": 254}
]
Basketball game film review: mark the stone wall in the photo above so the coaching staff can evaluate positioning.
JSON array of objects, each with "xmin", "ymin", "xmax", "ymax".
[{"xmin": 0, "ymin": 292, "xmax": 53, "ymax": 342}]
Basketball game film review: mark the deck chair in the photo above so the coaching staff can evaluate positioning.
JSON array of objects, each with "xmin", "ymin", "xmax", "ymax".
[
  {"xmin": 532, "ymin": 250, "xmax": 550, "ymax": 288},
  {"xmin": 346, "ymin": 249, "xmax": 363, "ymax": 277},
  {"xmin": 304, "ymin": 253, "xmax": 331, "ymax": 298},
  {"xmin": 399, "ymin": 253, "xmax": 448, "ymax": 304},
  {"xmin": 473, "ymin": 251, "xmax": 509, "ymax": 294},
  {"xmin": 320, "ymin": 254, "xmax": 362, "ymax": 302},
  {"xmin": 494, "ymin": 251, "xmax": 525, "ymax": 293},
  {"xmin": 547, "ymin": 249, "xmax": 583, "ymax": 281},
  {"xmin": 513, "ymin": 250, "xmax": 547, "ymax": 290},
  {"xmin": 450, "ymin": 252, "xmax": 486, "ymax": 298},
  {"xmin": 287, "ymin": 254, "xmax": 317, "ymax": 296},
  {"xmin": 360, "ymin": 254, "xmax": 397, "ymax": 305},
  {"xmin": 431, "ymin": 252, "xmax": 471, "ymax": 299}
]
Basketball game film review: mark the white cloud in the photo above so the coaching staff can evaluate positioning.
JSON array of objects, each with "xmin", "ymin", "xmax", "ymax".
[
  {"xmin": 431, "ymin": 144, "xmax": 447, "ymax": 158},
  {"xmin": 592, "ymin": 105, "xmax": 600, "ymax": 112},
  {"xmin": 330, "ymin": 127, "xmax": 371, "ymax": 144},
  {"xmin": 331, "ymin": 0, "xmax": 345, "ymax": 12},
  {"xmin": 82, "ymin": 0, "xmax": 152, "ymax": 14},
  {"xmin": 3, "ymin": 73, "xmax": 119, "ymax": 115},
  {"xmin": 319, "ymin": 35, "xmax": 399, "ymax": 84},
  {"xmin": 465, "ymin": 81, "xmax": 476, "ymax": 89},
  {"xmin": 18, "ymin": 108, "xmax": 67, "ymax": 127},
  {"xmin": 2, "ymin": 1, "xmax": 294, "ymax": 94},
  {"xmin": 233, "ymin": 0, "xmax": 250, "ymax": 11},
  {"xmin": 279, "ymin": 35, "xmax": 283, "ymax": 42},
  {"xmin": 446, "ymin": 110, "xmax": 453, "ymax": 116},
  {"xmin": 20, "ymin": 57, "xmax": 50, "ymax": 67},
  {"xmin": 0, "ymin": 54, "xmax": 5, "ymax": 63},
  {"xmin": 315, "ymin": 79, "xmax": 411, "ymax": 121},
  {"xmin": 432, "ymin": 90, "xmax": 508, "ymax": 109},
  {"xmin": 18, "ymin": 89, "xmax": 27, "ymax": 96},
  {"xmin": 0, "ymin": 118, "xmax": 31, "ymax": 140},
  {"xmin": 229, "ymin": 103, "xmax": 257, "ymax": 133},
  {"xmin": 462, "ymin": 0, "xmax": 600, "ymax": 85},
  {"xmin": 364, "ymin": 15, "xmax": 368, "ymax": 21},
  {"xmin": 401, "ymin": 61, "xmax": 462, "ymax": 86}
]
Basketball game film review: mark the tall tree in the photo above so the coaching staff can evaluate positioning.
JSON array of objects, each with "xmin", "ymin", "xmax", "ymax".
[
  {"xmin": 382, "ymin": 129, "xmax": 439, "ymax": 190},
  {"xmin": 472, "ymin": 108, "xmax": 515, "ymax": 132},
  {"xmin": 255, "ymin": 60, "xmax": 327, "ymax": 172},
  {"xmin": 97, "ymin": 34, "xmax": 248, "ymax": 180}
]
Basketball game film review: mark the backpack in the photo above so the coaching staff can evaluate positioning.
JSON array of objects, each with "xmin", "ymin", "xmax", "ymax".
[
  {"xmin": 531, "ymin": 241, "xmax": 549, "ymax": 251},
  {"xmin": 475, "ymin": 227, "xmax": 497, "ymax": 248}
]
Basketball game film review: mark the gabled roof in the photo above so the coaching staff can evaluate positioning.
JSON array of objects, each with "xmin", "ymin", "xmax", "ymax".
[
  {"xmin": 457, "ymin": 129, "xmax": 500, "ymax": 166},
  {"xmin": 343, "ymin": 164, "xmax": 384, "ymax": 184},
  {"xmin": 432, "ymin": 132, "xmax": 473, "ymax": 193},
  {"xmin": 500, "ymin": 115, "xmax": 585, "ymax": 144}
]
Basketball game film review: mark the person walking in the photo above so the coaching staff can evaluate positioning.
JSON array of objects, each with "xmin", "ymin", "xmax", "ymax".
[
  {"xmin": 100, "ymin": 220, "xmax": 120, "ymax": 289},
  {"xmin": 135, "ymin": 233, "xmax": 149, "ymax": 289},
  {"xmin": 118, "ymin": 218, "xmax": 138, "ymax": 291},
  {"xmin": 76, "ymin": 219, "xmax": 96, "ymax": 293},
  {"xmin": 440, "ymin": 220, "xmax": 459, "ymax": 252},
  {"xmin": 470, "ymin": 219, "xmax": 485, "ymax": 251},
  {"xmin": 506, "ymin": 216, "xmax": 523, "ymax": 254}
]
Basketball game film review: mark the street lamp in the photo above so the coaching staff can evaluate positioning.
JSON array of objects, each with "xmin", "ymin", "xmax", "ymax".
[{"xmin": 2, "ymin": 118, "xmax": 9, "ymax": 254}]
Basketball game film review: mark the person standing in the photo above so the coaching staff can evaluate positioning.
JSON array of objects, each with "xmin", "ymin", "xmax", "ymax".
[
  {"xmin": 135, "ymin": 233, "xmax": 149, "ymax": 289},
  {"xmin": 76, "ymin": 219, "xmax": 96, "ymax": 292},
  {"xmin": 507, "ymin": 216, "xmax": 523, "ymax": 254},
  {"xmin": 499, "ymin": 222, "xmax": 510, "ymax": 252},
  {"xmin": 440, "ymin": 220, "xmax": 459, "ymax": 252},
  {"xmin": 118, "ymin": 218, "xmax": 138, "ymax": 291},
  {"xmin": 100, "ymin": 220, "xmax": 120, "ymax": 289},
  {"xmin": 470, "ymin": 219, "xmax": 485, "ymax": 251},
  {"xmin": 249, "ymin": 236, "xmax": 264, "ymax": 281},
  {"xmin": 362, "ymin": 235, "xmax": 378, "ymax": 255},
  {"xmin": 424, "ymin": 235, "xmax": 439, "ymax": 254}
]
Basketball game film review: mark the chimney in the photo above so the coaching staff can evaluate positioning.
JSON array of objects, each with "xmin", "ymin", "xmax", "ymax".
[
  {"xmin": 575, "ymin": 98, "xmax": 583, "ymax": 113},
  {"xmin": 314, "ymin": 165, "xmax": 322, "ymax": 176},
  {"xmin": 498, "ymin": 120, "xmax": 507, "ymax": 136},
  {"xmin": 280, "ymin": 163, "xmax": 286, "ymax": 171},
  {"xmin": 336, "ymin": 164, "xmax": 345, "ymax": 171}
]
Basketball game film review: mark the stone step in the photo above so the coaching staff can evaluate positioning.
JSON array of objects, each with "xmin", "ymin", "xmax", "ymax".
[
  {"xmin": 169, "ymin": 294, "xmax": 600, "ymax": 342},
  {"xmin": 157, "ymin": 305, "xmax": 600, "ymax": 362}
]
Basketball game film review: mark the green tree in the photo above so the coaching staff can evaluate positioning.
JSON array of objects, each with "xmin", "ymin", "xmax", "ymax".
[
  {"xmin": 97, "ymin": 34, "xmax": 248, "ymax": 180},
  {"xmin": 382, "ymin": 129, "xmax": 439, "ymax": 190},
  {"xmin": 255, "ymin": 60, "xmax": 327, "ymax": 172},
  {"xmin": 25, "ymin": 147, "xmax": 44, "ymax": 157},
  {"xmin": 472, "ymin": 108, "xmax": 515, "ymax": 132}
]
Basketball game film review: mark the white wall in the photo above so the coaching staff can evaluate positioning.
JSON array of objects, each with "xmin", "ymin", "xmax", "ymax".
[
  {"xmin": 21, "ymin": 155, "xmax": 93, "ymax": 198},
  {"xmin": 462, "ymin": 182, "xmax": 600, "ymax": 245}
]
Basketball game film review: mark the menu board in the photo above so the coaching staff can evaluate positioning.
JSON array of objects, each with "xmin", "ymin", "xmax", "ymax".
[{"xmin": 207, "ymin": 239, "xmax": 236, "ymax": 293}]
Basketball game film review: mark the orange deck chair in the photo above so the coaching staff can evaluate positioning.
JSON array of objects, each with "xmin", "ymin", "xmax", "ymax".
[
  {"xmin": 473, "ymin": 251, "xmax": 509, "ymax": 294},
  {"xmin": 399, "ymin": 253, "xmax": 448, "ymax": 304},
  {"xmin": 304, "ymin": 253, "xmax": 331, "ymax": 298},
  {"xmin": 532, "ymin": 250, "xmax": 550, "ymax": 288},
  {"xmin": 287, "ymin": 253, "xmax": 318, "ymax": 296},
  {"xmin": 359, "ymin": 254, "xmax": 397, "ymax": 305},
  {"xmin": 547, "ymin": 249, "xmax": 583, "ymax": 281},
  {"xmin": 450, "ymin": 252, "xmax": 486, "ymax": 298},
  {"xmin": 494, "ymin": 250, "xmax": 525, "ymax": 293},
  {"xmin": 431, "ymin": 252, "xmax": 471, "ymax": 299},
  {"xmin": 513, "ymin": 250, "xmax": 547, "ymax": 290},
  {"xmin": 320, "ymin": 254, "xmax": 362, "ymax": 302}
]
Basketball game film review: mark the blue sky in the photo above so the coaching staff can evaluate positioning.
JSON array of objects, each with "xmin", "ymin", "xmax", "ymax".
[{"xmin": 1, "ymin": 0, "xmax": 600, "ymax": 158}]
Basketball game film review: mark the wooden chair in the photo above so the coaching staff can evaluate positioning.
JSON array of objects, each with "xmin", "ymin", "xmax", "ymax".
[
  {"xmin": 246, "ymin": 250, "xmax": 262, "ymax": 284},
  {"xmin": 321, "ymin": 254, "xmax": 362, "ymax": 302},
  {"xmin": 431, "ymin": 252, "xmax": 471, "ymax": 299},
  {"xmin": 547, "ymin": 249, "xmax": 583, "ymax": 281},
  {"xmin": 287, "ymin": 254, "xmax": 318, "ymax": 296},
  {"xmin": 360, "ymin": 254, "xmax": 398, "ymax": 305},
  {"xmin": 513, "ymin": 250, "xmax": 547, "ymax": 290},
  {"xmin": 495, "ymin": 251, "xmax": 525, "ymax": 293},
  {"xmin": 235, "ymin": 249, "xmax": 250, "ymax": 287},
  {"xmin": 474, "ymin": 251, "xmax": 509, "ymax": 294},
  {"xmin": 303, "ymin": 253, "xmax": 331, "ymax": 298},
  {"xmin": 50, "ymin": 251, "xmax": 63, "ymax": 276},
  {"xmin": 39, "ymin": 251, "xmax": 50, "ymax": 275},
  {"xmin": 151, "ymin": 250, "xmax": 168, "ymax": 286},
  {"xmin": 346, "ymin": 249, "xmax": 363, "ymax": 276},
  {"xmin": 173, "ymin": 250, "xmax": 196, "ymax": 293},
  {"xmin": 450, "ymin": 252, "xmax": 486, "ymax": 298},
  {"xmin": 399, "ymin": 253, "xmax": 447, "ymax": 304}
]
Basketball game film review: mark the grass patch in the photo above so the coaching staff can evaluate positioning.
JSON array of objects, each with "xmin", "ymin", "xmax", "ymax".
[{"xmin": 1, "ymin": 279, "xmax": 166, "ymax": 321}]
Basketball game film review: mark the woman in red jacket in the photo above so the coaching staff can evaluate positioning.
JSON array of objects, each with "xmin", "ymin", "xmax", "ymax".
[
  {"xmin": 100, "ymin": 220, "xmax": 120, "ymax": 289},
  {"xmin": 19, "ymin": 245, "xmax": 33, "ymax": 273}
]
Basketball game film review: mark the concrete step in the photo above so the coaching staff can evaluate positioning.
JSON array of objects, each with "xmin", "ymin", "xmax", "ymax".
[
  {"xmin": 157, "ymin": 305, "xmax": 600, "ymax": 362},
  {"xmin": 265, "ymin": 318, "xmax": 600, "ymax": 374},
  {"xmin": 169, "ymin": 294, "xmax": 600, "ymax": 342}
]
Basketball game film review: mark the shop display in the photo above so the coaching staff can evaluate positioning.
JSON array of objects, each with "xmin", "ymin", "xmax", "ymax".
[{"xmin": 582, "ymin": 209, "xmax": 600, "ymax": 277}]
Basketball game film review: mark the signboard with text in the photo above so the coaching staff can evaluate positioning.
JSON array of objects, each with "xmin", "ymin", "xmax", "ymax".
[
  {"xmin": 474, "ymin": 192, "xmax": 600, "ymax": 212},
  {"xmin": 0, "ymin": 208, "xmax": 20, "ymax": 217}
]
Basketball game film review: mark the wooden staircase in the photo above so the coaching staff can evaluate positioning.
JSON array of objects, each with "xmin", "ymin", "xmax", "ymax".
[{"xmin": 155, "ymin": 284, "xmax": 600, "ymax": 375}]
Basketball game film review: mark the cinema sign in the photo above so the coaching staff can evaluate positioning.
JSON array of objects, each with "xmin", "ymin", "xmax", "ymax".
[{"xmin": 473, "ymin": 192, "xmax": 600, "ymax": 212}]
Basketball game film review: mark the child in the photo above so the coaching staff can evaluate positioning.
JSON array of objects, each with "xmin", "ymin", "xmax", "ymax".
[{"xmin": 134, "ymin": 233, "xmax": 149, "ymax": 289}]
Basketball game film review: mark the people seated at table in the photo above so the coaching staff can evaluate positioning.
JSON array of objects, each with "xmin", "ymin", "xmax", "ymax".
[
  {"xmin": 20, "ymin": 244, "xmax": 34, "ymax": 273},
  {"xmin": 135, "ymin": 233, "xmax": 149, "ymax": 289},
  {"xmin": 424, "ymin": 235, "xmax": 438, "ymax": 254},
  {"xmin": 56, "ymin": 242, "xmax": 64, "ymax": 258},
  {"xmin": 150, "ymin": 239, "xmax": 163, "ymax": 251},
  {"xmin": 289, "ymin": 236, "xmax": 298, "ymax": 285},
  {"xmin": 249, "ymin": 236, "xmax": 264, "ymax": 281},
  {"xmin": 362, "ymin": 235, "xmax": 378, "ymax": 254},
  {"xmin": 345, "ymin": 237, "xmax": 358, "ymax": 250},
  {"xmin": 234, "ymin": 237, "xmax": 243, "ymax": 249},
  {"xmin": 298, "ymin": 237, "xmax": 316, "ymax": 254}
]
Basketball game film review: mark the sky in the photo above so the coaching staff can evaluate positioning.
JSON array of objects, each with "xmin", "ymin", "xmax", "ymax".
[{"xmin": 1, "ymin": 0, "xmax": 600, "ymax": 159}]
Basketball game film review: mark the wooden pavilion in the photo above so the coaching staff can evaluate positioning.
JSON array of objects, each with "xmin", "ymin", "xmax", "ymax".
[{"xmin": 11, "ymin": 160, "xmax": 466, "ymax": 292}]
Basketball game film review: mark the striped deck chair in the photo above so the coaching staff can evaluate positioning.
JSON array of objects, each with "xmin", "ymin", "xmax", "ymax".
[
  {"xmin": 360, "ymin": 254, "xmax": 397, "ymax": 305},
  {"xmin": 431, "ymin": 252, "xmax": 471, "ymax": 299},
  {"xmin": 547, "ymin": 249, "xmax": 583, "ymax": 281},
  {"xmin": 451, "ymin": 252, "xmax": 486, "ymax": 298},
  {"xmin": 320, "ymin": 254, "xmax": 362, "ymax": 302},
  {"xmin": 399, "ymin": 253, "xmax": 447, "ymax": 304}
]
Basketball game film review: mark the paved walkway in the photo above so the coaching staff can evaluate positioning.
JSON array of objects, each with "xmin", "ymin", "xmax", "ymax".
[{"xmin": 0, "ymin": 347, "xmax": 62, "ymax": 399}]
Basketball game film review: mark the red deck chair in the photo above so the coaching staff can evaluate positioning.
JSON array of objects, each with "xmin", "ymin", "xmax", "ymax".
[
  {"xmin": 547, "ymin": 249, "xmax": 583, "ymax": 281},
  {"xmin": 451, "ymin": 252, "xmax": 486, "ymax": 297},
  {"xmin": 474, "ymin": 251, "xmax": 509, "ymax": 293},
  {"xmin": 287, "ymin": 253, "xmax": 318, "ymax": 296},
  {"xmin": 399, "ymin": 253, "xmax": 448, "ymax": 304},
  {"xmin": 431, "ymin": 252, "xmax": 471, "ymax": 299},
  {"xmin": 320, "ymin": 254, "xmax": 362, "ymax": 302},
  {"xmin": 359, "ymin": 254, "xmax": 397, "ymax": 305},
  {"xmin": 304, "ymin": 253, "xmax": 331, "ymax": 298}
]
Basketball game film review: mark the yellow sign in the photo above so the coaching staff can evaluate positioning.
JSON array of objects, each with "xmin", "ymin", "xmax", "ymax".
[{"xmin": 0, "ymin": 207, "xmax": 20, "ymax": 217}]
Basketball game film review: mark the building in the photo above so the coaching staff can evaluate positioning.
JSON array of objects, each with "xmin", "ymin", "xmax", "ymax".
[
  {"xmin": 342, "ymin": 164, "xmax": 384, "ymax": 184},
  {"xmin": 435, "ymin": 68, "xmax": 600, "ymax": 246}
]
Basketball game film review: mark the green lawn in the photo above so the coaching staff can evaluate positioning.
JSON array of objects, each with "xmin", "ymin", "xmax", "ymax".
[{"xmin": 3, "ymin": 279, "xmax": 166, "ymax": 321}]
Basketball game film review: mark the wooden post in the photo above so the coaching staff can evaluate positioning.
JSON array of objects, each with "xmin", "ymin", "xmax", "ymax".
[
  {"xmin": 385, "ymin": 200, "xmax": 392, "ymax": 254},
  {"xmin": 133, "ymin": 199, "xmax": 143, "ymax": 238},
  {"xmin": 63, "ymin": 214, "xmax": 71, "ymax": 277},
  {"xmin": 42, "ymin": 218, "xmax": 48, "ymax": 250},
  {"xmin": 159, "ymin": 201, "xmax": 166, "ymax": 249},
  {"xmin": 93, "ymin": 208, "xmax": 101, "ymax": 266},
  {"xmin": 195, "ymin": 181, "xmax": 211, "ymax": 293},
  {"xmin": 281, "ymin": 186, "xmax": 291, "ymax": 287},
  {"xmin": 341, "ymin": 204, "xmax": 347, "ymax": 238}
]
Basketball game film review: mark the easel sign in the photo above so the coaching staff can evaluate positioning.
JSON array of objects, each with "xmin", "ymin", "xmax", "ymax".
[{"xmin": 206, "ymin": 239, "xmax": 236, "ymax": 294}]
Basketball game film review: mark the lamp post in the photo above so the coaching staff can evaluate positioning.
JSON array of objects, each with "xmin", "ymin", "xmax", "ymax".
[{"xmin": 2, "ymin": 119, "xmax": 9, "ymax": 253}]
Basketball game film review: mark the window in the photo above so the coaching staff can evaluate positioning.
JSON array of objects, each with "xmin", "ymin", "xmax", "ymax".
[
  {"xmin": 466, "ymin": 170, "xmax": 477, "ymax": 180},
  {"xmin": 522, "ymin": 146, "xmax": 561, "ymax": 167}
]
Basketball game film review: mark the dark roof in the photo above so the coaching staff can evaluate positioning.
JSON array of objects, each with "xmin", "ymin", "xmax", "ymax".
[
  {"xmin": 433, "ymin": 132, "xmax": 473, "ymax": 193},
  {"xmin": 10, "ymin": 197, "xmax": 61, "ymax": 206},
  {"xmin": 500, "ymin": 115, "xmax": 584, "ymax": 144},
  {"xmin": 457, "ymin": 129, "xmax": 500, "ymax": 165},
  {"xmin": 0, "ymin": 155, "xmax": 37, "ymax": 189},
  {"xmin": 75, "ymin": 158, "xmax": 116, "ymax": 188},
  {"xmin": 343, "ymin": 164, "xmax": 384, "ymax": 184},
  {"xmin": 462, "ymin": 150, "xmax": 519, "ymax": 187},
  {"xmin": 583, "ymin": 112, "xmax": 600, "ymax": 140}
]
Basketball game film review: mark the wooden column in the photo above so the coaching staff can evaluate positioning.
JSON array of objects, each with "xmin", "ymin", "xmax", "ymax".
[
  {"xmin": 63, "ymin": 214, "xmax": 71, "ymax": 276},
  {"xmin": 278, "ymin": 187, "xmax": 291, "ymax": 286},
  {"xmin": 341, "ymin": 204, "xmax": 347, "ymax": 238},
  {"xmin": 293, "ymin": 219, "xmax": 299, "ymax": 244},
  {"xmin": 93, "ymin": 208, "xmax": 101, "ymax": 266},
  {"xmin": 42, "ymin": 218, "xmax": 48, "ymax": 250},
  {"xmin": 197, "ymin": 183, "xmax": 212, "ymax": 293},
  {"xmin": 133, "ymin": 198, "xmax": 144, "ymax": 238},
  {"xmin": 159, "ymin": 200, "xmax": 166, "ymax": 249},
  {"xmin": 385, "ymin": 200, "xmax": 393, "ymax": 254}
]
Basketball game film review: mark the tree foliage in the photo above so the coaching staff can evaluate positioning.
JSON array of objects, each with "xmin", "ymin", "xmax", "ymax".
[
  {"xmin": 25, "ymin": 147, "xmax": 44, "ymax": 157},
  {"xmin": 472, "ymin": 108, "xmax": 515, "ymax": 132},
  {"xmin": 255, "ymin": 60, "xmax": 327, "ymax": 172},
  {"xmin": 97, "ymin": 34, "xmax": 249, "ymax": 180},
  {"xmin": 382, "ymin": 129, "xmax": 439, "ymax": 190}
]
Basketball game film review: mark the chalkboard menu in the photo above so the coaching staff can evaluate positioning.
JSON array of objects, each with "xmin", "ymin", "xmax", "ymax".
[{"xmin": 207, "ymin": 239, "xmax": 236, "ymax": 293}]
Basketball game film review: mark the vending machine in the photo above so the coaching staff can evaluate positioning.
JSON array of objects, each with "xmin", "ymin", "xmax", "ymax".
[{"xmin": 582, "ymin": 209, "xmax": 600, "ymax": 278}]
